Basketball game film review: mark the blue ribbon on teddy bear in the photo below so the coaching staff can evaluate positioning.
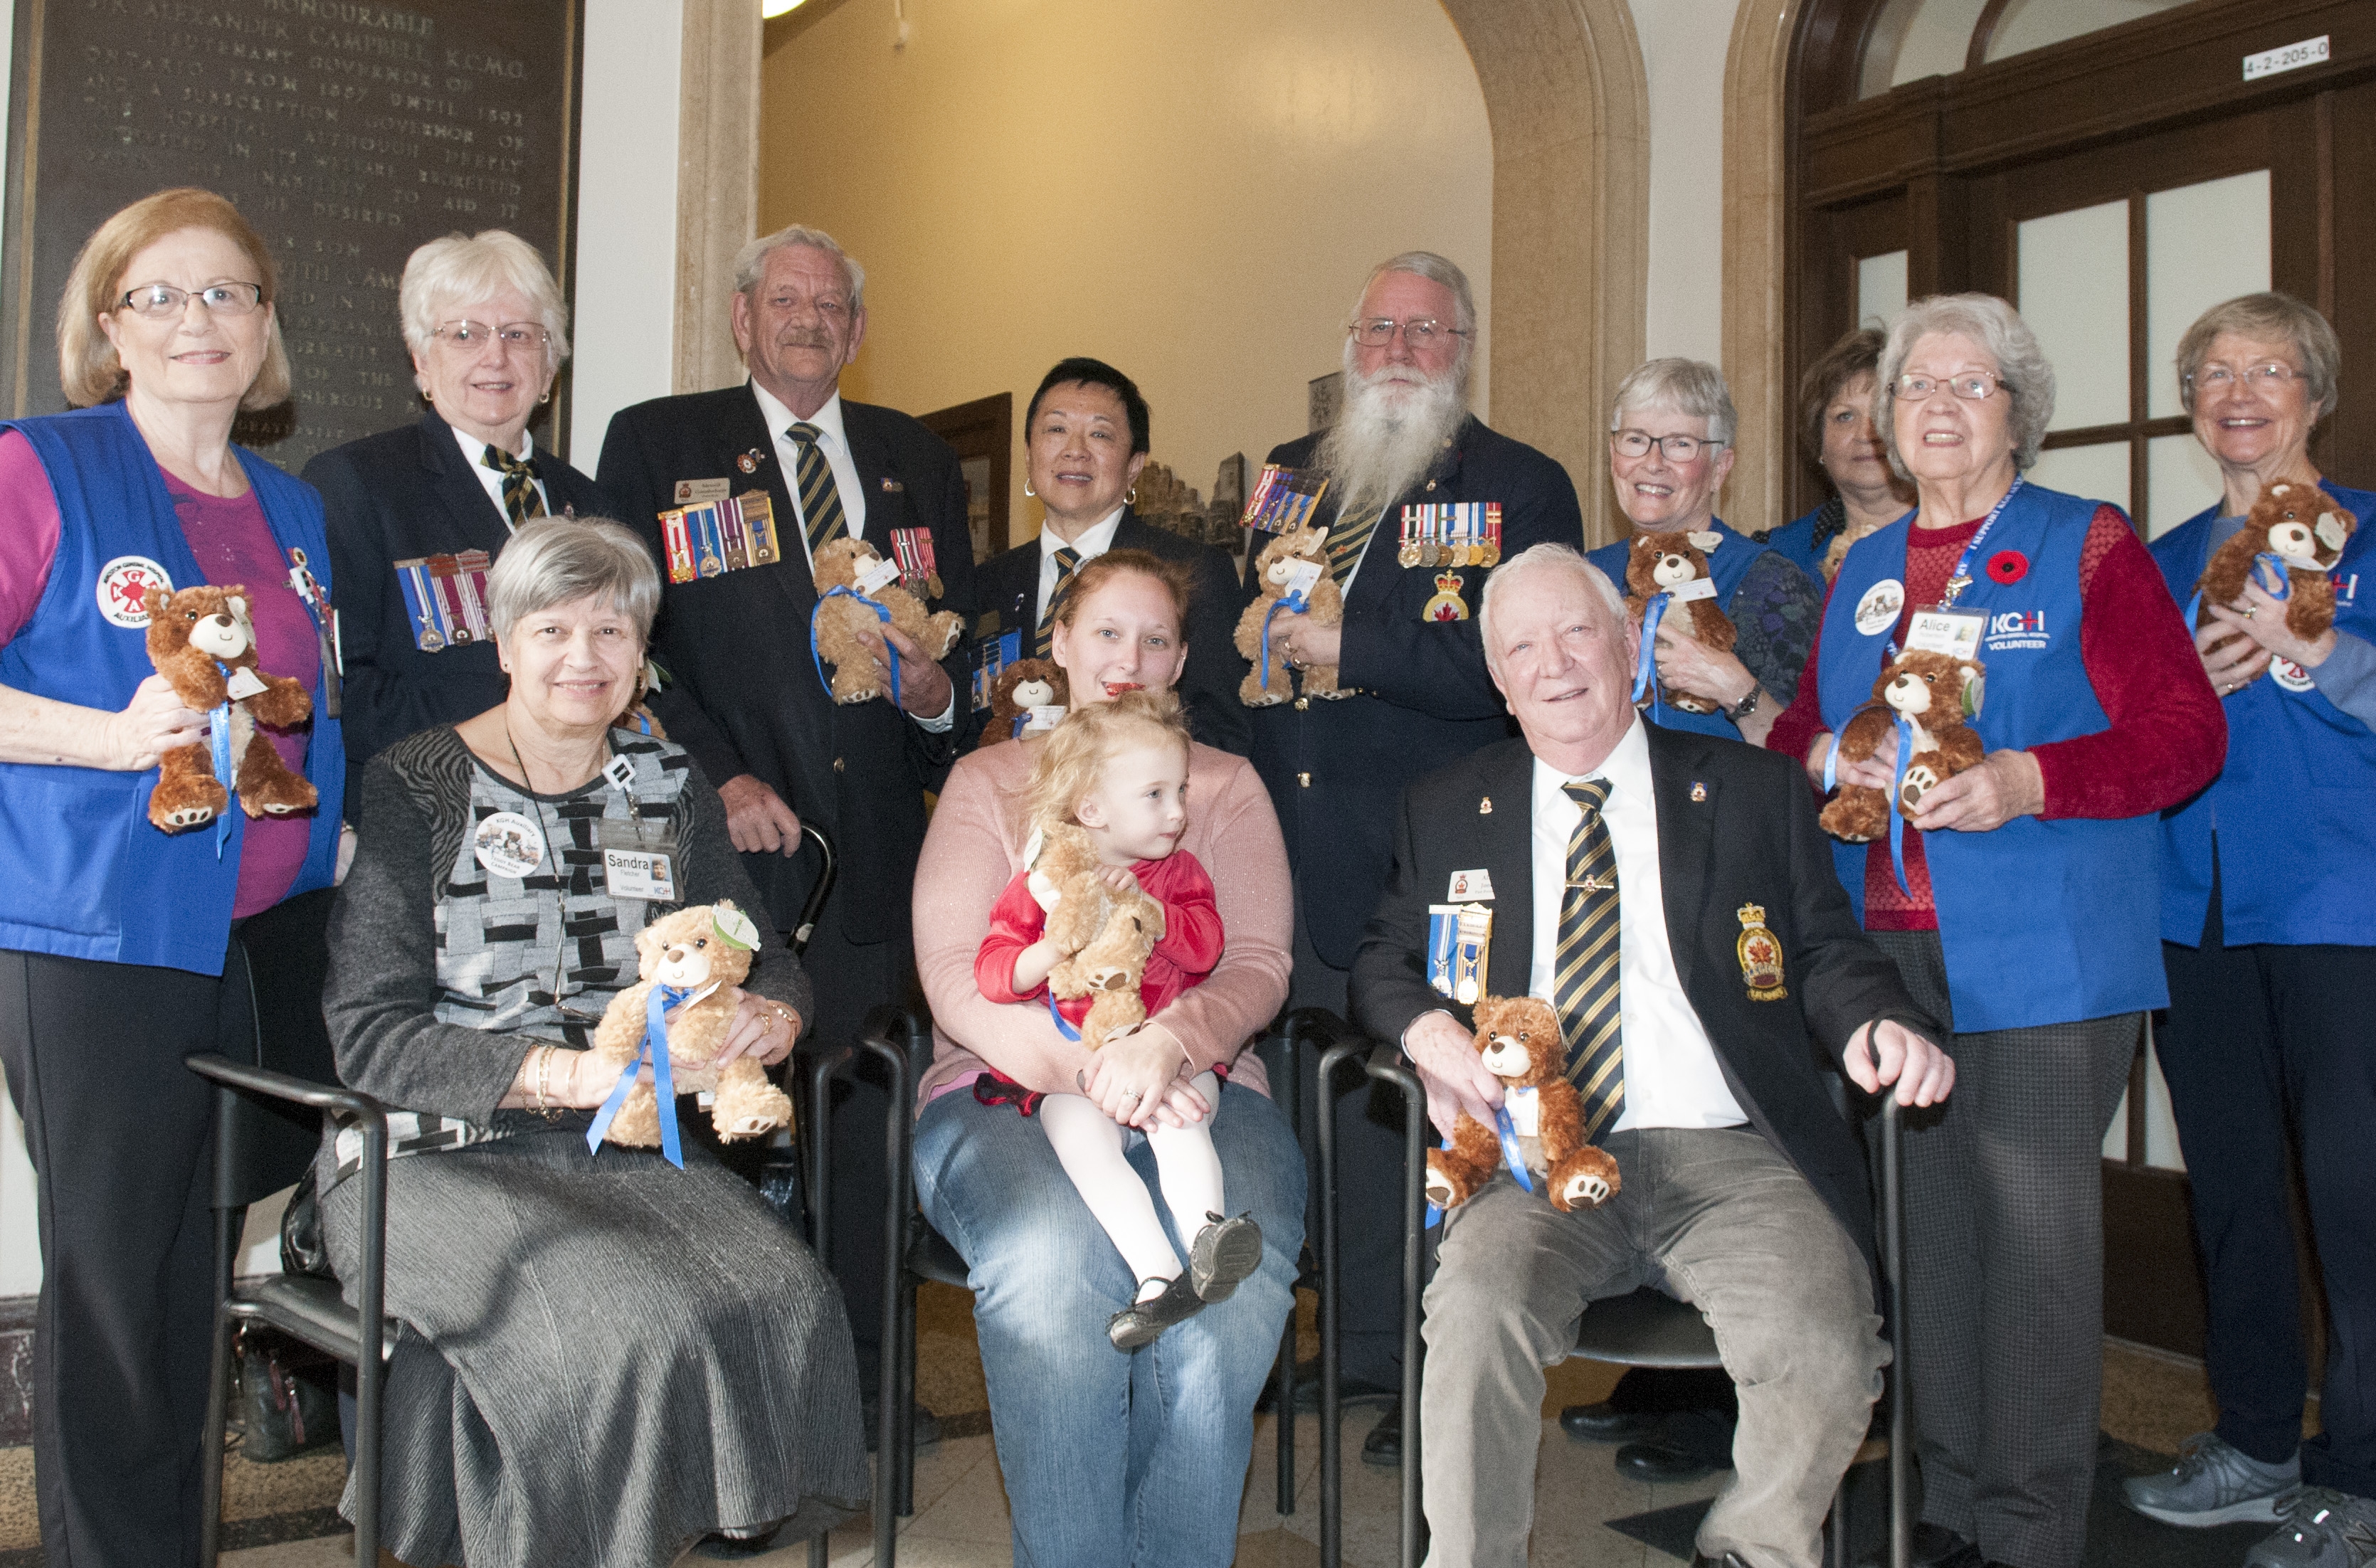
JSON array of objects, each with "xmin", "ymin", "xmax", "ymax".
[
  {"xmin": 808, "ymin": 588, "xmax": 902, "ymax": 706},
  {"xmin": 2182, "ymin": 551, "xmax": 2295, "ymax": 634},
  {"xmin": 1629, "ymin": 593, "xmax": 1672, "ymax": 725},
  {"xmin": 1425, "ymin": 1096, "xmax": 1538, "ymax": 1229},
  {"xmin": 585, "ymin": 983, "xmax": 690, "ymax": 1169},
  {"xmin": 1887, "ymin": 711, "xmax": 1918, "ymax": 896},
  {"xmin": 1258, "ymin": 583, "xmax": 1313, "ymax": 692},
  {"xmin": 206, "ymin": 685, "xmax": 235, "ymax": 859}
]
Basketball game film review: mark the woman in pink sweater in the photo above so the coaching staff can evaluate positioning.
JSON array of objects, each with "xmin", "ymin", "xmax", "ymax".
[{"xmin": 914, "ymin": 551, "xmax": 1301, "ymax": 1568}]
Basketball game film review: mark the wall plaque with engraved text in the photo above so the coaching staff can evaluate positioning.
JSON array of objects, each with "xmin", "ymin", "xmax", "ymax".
[{"xmin": 1, "ymin": 0, "xmax": 581, "ymax": 467}]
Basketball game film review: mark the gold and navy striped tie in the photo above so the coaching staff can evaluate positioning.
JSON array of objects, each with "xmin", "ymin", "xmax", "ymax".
[
  {"xmin": 480, "ymin": 445, "xmax": 548, "ymax": 532},
  {"xmin": 1035, "ymin": 545, "xmax": 1082, "ymax": 657},
  {"xmin": 785, "ymin": 423, "xmax": 849, "ymax": 556},
  {"xmin": 1325, "ymin": 503, "xmax": 1383, "ymax": 587},
  {"xmin": 1553, "ymin": 778, "xmax": 1626, "ymax": 1141}
]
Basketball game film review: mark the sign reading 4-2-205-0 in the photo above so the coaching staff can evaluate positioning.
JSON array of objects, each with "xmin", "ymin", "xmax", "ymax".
[{"xmin": 0, "ymin": 0, "xmax": 583, "ymax": 471}]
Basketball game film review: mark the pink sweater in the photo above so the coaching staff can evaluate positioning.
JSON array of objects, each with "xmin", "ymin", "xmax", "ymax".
[{"xmin": 914, "ymin": 736, "xmax": 1291, "ymax": 1106}]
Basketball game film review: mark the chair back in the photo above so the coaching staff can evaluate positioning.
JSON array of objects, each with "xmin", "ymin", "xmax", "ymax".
[{"xmin": 214, "ymin": 886, "xmax": 342, "ymax": 1210}]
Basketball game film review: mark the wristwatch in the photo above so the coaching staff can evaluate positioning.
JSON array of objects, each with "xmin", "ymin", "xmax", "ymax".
[{"xmin": 1728, "ymin": 684, "xmax": 1763, "ymax": 721}]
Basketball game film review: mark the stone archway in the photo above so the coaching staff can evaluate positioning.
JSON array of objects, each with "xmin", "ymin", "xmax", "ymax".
[
  {"xmin": 1721, "ymin": 0, "xmax": 1805, "ymax": 544},
  {"xmin": 1440, "ymin": 0, "xmax": 1649, "ymax": 547}
]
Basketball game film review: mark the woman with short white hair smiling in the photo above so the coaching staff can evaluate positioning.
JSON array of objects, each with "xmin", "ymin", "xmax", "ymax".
[{"xmin": 304, "ymin": 229, "xmax": 616, "ymax": 805}]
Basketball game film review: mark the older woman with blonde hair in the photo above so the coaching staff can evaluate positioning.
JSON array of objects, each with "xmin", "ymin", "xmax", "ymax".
[
  {"xmin": 303, "ymin": 229, "xmax": 614, "ymax": 805},
  {"xmin": 0, "ymin": 186, "xmax": 343, "ymax": 1564},
  {"xmin": 1767, "ymin": 293, "xmax": 2227, "ymax": 1568}
]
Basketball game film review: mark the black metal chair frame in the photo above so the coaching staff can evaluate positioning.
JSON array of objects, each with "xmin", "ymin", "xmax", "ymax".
[
  {"xmin": 1312, "ymin": 1012, "xmax": 1914, "ymax": 1568},
  {"xmin": 192, "ymin": 822, "xmax": 844, "ymax": 1568}
]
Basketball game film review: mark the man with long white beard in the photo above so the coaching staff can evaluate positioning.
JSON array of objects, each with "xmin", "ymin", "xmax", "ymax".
[{"xmin": 1242, "ymin": 251, "xmax": 1583, "ymax": 1461}]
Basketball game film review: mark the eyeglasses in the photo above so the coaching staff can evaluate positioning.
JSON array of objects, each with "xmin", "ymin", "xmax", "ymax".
[
  {"xmin": 1350, "ymin": 317, "xmax": 1472, "ymax": 349},
  {"xmin": 433, "ymin": 320, "xmax": 549, "ymax": 349},
  {"xmin": 1611, "ymin": 430, "xmax": 1724, "ymax": 462},
  {"xmin": 2185, "ymin": 362, "xmax": 2301, "ymax": 391},
  {"xmin": 118, "ymin": 282, "xmax": 264, "ymax": 318},
  {"xmin": 1894, "ymin": 371, "xmax": 2003, "ymax": 402}
]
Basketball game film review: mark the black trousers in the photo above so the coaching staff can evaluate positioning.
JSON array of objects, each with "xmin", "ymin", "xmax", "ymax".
[
  {"xmin": 0, "ymin": 890, "xmax": 330, "ymax": 1568},
  {"xmin": 2158, "ymin": 889, "xmax": 2376, "ymax": 1497}
]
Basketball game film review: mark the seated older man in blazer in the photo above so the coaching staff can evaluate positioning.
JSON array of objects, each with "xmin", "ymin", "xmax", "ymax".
[{"xmin": 1350, "ymin": 544, "xmax": 1955, "ymax": 1568}]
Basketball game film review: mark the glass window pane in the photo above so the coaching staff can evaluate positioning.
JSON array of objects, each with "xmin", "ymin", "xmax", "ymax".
[
  {"xmin": 2027, "ymin": 441, "xmax": 2129, "ymax": 514},
  {"xmin": 2018, "ymin": 199, "xmax": 2130, "ymax": 431},
  {"xmin": 2146, "ymin": 432, "xmax": 2224, "ymax": 539},
  {"xmin": 2145, "ymin": 171, "xmax": 2271, "ymax": 419},
  {"xmin": 1985, "ymin": 0, "xmax": 2196, "ymax": 66},
  {"xmin": 1858, "ymin": 251, "xmax": 1908, "ymax": 328},
  {"xmin": 1860, "ymin": 0, "xmax": 1991, "ymax": 97}
]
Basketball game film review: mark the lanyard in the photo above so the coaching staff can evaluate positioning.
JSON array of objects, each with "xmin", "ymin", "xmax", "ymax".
[{"xmin": 1937, "ymin": 477, "xmax": 2025, "ymax": 608}]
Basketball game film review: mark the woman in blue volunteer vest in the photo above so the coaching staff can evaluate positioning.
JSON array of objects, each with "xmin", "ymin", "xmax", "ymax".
[
  {"xmin": 1585, "ymin": 358, "xmax": 1821, "ymax": 747},
  {"xmin": 1756, "ymin": 328, "xmax": 1915, "ymax": 586},
  {"xmin": 1772, "ymin": 294, "xmax": 2224, "ymax": 1568},
  {"xmin": 2122, "ymin": 292, "xmax": 2376, "ymax": 1554},
  {"xmin": 0, "ymin": 189, "xmax": 344, "ymax": 1564}
]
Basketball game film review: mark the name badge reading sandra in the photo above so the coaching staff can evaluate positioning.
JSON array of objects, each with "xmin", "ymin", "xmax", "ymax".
[
  {"xmin": 596, "ymin": 817, "xmax": 680, "ymax": 901},
  {"xmin": 1904, "ymin": 608, "xmax": 1986, "ymax": 662}
]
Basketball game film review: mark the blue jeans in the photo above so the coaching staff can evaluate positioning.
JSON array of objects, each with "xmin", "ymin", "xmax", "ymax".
[{"xmin": 914, "ymin": 1079, "xmax": 1306, "ymax": 1568}]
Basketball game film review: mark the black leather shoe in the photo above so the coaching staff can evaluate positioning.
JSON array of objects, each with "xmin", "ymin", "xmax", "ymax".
[
  {"xmin": 1108, "ymin": 1273, "xmax": 1207, "ymax": 1350},
  {"xmin": 1188, "ymin": 1212, "xmax": 1264, "ymax": 1303},
  {"xmin": 1561, "ymin": 1401, "xmax": 1662, "ymax": 1443},
  {"xmin": 1857, "ymin": 1522, "xmax": 1982, "ymax": 1568},
  {"xmin": 1691, "ymin": 1554, "xmax": 1751, "ymax": 1568},
  {"xmin": 1358, "ymin": 1398, "xmax": 1402, "ymax": 1468},
  {"xmin": 692, "ymin": 1524, "xmax": 783, "ymax": 1558},
  {"xmin": 860, "ymin": 1397, "xmax": 941, "ymax": 1453},
  {"xmin": 1616, "ymin": 1407, "xmax": 1736, "ymax": 1482},
  {"xmin": 1618, "ymin": 1438, "xmax": 1719, "ymax": 1483}
]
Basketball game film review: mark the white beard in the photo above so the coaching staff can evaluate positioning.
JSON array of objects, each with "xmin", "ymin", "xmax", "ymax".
[{"xmin": 1316, "ymin": 359, "xmax": 1468, "ymax": 528}]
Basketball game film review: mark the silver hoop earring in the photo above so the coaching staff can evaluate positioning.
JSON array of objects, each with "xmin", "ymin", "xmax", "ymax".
[{"xmin": 1023, "ymin": 480, "xmax": 1035, "ymax": 498}]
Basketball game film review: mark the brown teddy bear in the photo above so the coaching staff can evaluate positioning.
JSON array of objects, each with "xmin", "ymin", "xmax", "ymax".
[
  {"xmin": 1029, "ymin": 821, "xmax": 1168, "ymax": 1051},
  {"xmin": 976, "ymin": 658, "xmax": 1070, "ymax": 750},
  {"xmin": 1818, "ymin": 649, "xmax": 1987, "ymax": 843},
  {"xmin": 589, "ymin": 901, "xmax": 793, "ymax": 1148},
  {"xmin": 142, "ymin": 583, "xmax": 317, "ymax": 832},
  {"xmin": 811, "ymin": 537, "xmax": 965, "ymax": 704},
  {"xmin": 2196, "ymin": 478, "xmax": 2355, "ymax": 644},
  {"xmin": 1625, "ymin": 531, "xmax": 1738, "ymax": 714},
  {"xmin": 1233, "ymin": 521, "xmax": 1344, "ymax": 706},
  {"xmin": 1424, "ymin": 995, "xmax": 1622, "ymax": 1214}
]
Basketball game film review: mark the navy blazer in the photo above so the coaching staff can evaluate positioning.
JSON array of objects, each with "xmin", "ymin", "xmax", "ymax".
[
  {"xmin": 970, "ymin": 508, "xmax": 1249, "ymax": 756},
  {"xmin": 1240, "ymin": 414, "xmax": 1585, "ymax": 968},
  {"xmin": 1351, "ymin": 726, "xmax": 1941, "ymax": 1274},
  {"xmin": 304, "ymin": 410, "xmax": 616, "ymax": 812},
  {"xmin": 596, "ymin": 383, "xmax": 977, "ymax": 944}
]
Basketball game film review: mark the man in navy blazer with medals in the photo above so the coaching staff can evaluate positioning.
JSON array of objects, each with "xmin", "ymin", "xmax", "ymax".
[
  {"xmin": 1244, "ymin": 250, "xmax": 1585, "ymax": 1441},
  {"xmin": 971, "ymin": 356, "xmax": 1248, "ymax": 753},
  {"xmin": 596, "ymin": 223, "xmax": 976, "ymax": 1412},
  {"xmin": 1351, "ymin": 545, "xmax": 1953, "ymax": 1568}
]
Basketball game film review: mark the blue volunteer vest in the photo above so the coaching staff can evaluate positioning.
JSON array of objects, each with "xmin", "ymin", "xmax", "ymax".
[
  {"xmin": 0, "ymin": 403, "xmax": 344, "ymax": 975},
  {"xmin": 1817, "ymin": 482, "xmax": 2165, "ymax": 1032},
  {"xmin": 1588, "ymin": 519, "xmax": 1773, "ymax": 740},
  {"xmin": 2150, "ymin": 480, "xmax": 2376, "ymax": 948}
]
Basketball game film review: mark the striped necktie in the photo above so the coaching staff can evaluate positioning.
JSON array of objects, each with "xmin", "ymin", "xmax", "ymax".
[
  {"xmin": 1553, "ymin": 778, "xmax": 1626, "ymax": 1142},
  {"xmin": 1035, "ymin": 546, "xmax": 1082, "ymax": 657},
  {"xmin": 480, "ymin": 445, "xmax": 547, "ymax": 532},
  {"xmin": 1325, "ymin": 502, "xmax": 1383, "ymax": 587},
  {"xmin": 785, "ymin": 423, "xmax": 849, "ymax": 556}
]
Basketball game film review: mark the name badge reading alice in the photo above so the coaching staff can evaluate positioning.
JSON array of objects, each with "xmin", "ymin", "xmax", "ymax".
[{"xmin": 1904, "ymin": 608, "xmax": 1985, "ymax": 662}]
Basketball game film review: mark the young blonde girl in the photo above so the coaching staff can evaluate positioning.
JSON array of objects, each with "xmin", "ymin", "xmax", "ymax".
[{"xmin": 973, "ymin": 690, "xmax": 1261, "ymax": 1349}]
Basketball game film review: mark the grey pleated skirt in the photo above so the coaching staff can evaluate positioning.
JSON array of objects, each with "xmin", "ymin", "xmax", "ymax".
[{"xmin": 319, "ymin": 1123, "xmax": 868, "ymax": 1568}]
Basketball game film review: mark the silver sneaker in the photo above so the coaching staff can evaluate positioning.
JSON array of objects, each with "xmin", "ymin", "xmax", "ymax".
[
  {"xmin": 2122, "ymin": 1431, "xmax": 2299, "ymax": 1527},
  {"xmin": 2246, "ymin": 1487, "xmax": 2376, "ymax": 1568}
]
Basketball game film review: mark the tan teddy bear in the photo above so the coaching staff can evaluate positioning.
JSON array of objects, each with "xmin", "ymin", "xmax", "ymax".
[
  {"xmin": 1818, "ymin": 649, "xmax": 1987, "ymax": 843},
  {"xmin": 142, "ymin": 583, "xmax": 317, "ymax": 832},
  {"xmin": 1425, "ymin": 995, "xmax": 1621, "ymax": 1214},
  {"xmin": 1028, "ymin": 821, "xmax": 1168, "ymax": 1051},
  {"xmin": 976, "ymin": 658, "xmax": 1070, "ymax": 751},
  {"xmin": 1625, "ymin": 531, "xmax": 1738, "ymax": 715},
  {"xmin": 2196, "ymin": 478, "xmax": 2355, "ymax": 645},
  {"xmin": 589, "ymin": 901, "xmax": 793, "ymax": 1148},
  {"xmin": 1232, "ymin": 521, "xmax": 1344, "ymax": 706},
  {"xmin": 812, "ymin": 537, "xmax": 965, "ymax": 704}
]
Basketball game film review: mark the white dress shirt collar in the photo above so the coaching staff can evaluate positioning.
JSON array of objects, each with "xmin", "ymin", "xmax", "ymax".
[
  {"xmin": 750, "ymin": 381, "xmax": 848, "ymax": 453},
  {"xmin": 750, "ymin": 382, "xmax": 868, "ymax": 559},
  {"xmin": 1036, "ymin": 505, "xmax": 1126, "ymax": 625}
]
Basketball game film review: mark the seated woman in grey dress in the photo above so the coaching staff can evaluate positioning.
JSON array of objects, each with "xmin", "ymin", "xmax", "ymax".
[{"xmin": 320, "ymin": 517, "xmax": 867, "ymax": 1567}]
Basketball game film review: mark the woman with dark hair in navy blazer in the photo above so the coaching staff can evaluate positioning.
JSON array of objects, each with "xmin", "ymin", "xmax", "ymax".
[
  {"xmin": 1758, "ymin": 327, "xmax": 1914, "ymax": 586},
  {"xmin": 2123, "ymin": 292, "xmax": 2376, "ymax": 1561}
]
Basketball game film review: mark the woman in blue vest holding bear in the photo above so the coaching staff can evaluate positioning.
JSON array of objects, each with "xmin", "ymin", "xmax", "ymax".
[
  {"xmin": 2121, "ymin": 292, "xmax": 2376, "ymax": 1563},
  {"xmin": 0, "ymin": 189, "xmax": 344, "ymax": 1565},
  {"xmin": 1768, "ymin": 294, "xmax": 2225, "ymax": 1568}
]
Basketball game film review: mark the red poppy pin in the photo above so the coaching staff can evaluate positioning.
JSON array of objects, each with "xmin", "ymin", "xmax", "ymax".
[{"xmin": 1987, "ymin": 549, "xmax": 2028, "ymax": 584}]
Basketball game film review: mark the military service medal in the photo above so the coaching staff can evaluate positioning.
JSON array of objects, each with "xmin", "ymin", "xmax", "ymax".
[{"xmin": 1736, "ymin": 903, "xmax": 1786, "ymax": 1001}]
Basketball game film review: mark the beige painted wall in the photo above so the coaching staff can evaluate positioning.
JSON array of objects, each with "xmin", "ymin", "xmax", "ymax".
[{"xmin": 759, "ymin": 0, "xmax": 1495, "ymax": 545}]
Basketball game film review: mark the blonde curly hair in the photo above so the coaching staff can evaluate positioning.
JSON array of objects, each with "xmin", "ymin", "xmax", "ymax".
[{"xmin": 1025, "ymin": 688, "xmax": 1192, "ymax": 833}]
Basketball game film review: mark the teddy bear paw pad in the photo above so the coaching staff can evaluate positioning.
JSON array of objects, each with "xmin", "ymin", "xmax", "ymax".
[{"xmin": 1562, "ymin": 1172, "xmax": 1612, "ymax": 1208}]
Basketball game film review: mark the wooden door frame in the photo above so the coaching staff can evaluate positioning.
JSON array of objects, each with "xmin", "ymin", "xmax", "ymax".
[{"xmin": 918, "ymin": 392, "xmax": 1013, "ymax": 562}]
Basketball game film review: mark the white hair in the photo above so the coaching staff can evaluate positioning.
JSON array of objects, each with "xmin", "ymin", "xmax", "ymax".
[
  {"xmin": 732, "ymin": 224, "xmax": 866, "ymax": 313},
  {"xmin": 1875, "ymin": 294, "xmax": 2056, "ymax": 475},
  {"xmin": 1346, "ymin": 250, "xmax": 1477, "ymax": 388},
  {"xmin": 1479, "ymin": 544, "xmax": 1627, "ymax": 677},
  {"xmin": 486, "ymin": 517, "xmax": 660, "ymax": 645},
  {"xmin": 398, "ymin": 231, "xmax": 570, "ymax": 364},
  {"xmin": 1610, "ymin": 358, "xmax": 1737, "ymax": 447}
]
